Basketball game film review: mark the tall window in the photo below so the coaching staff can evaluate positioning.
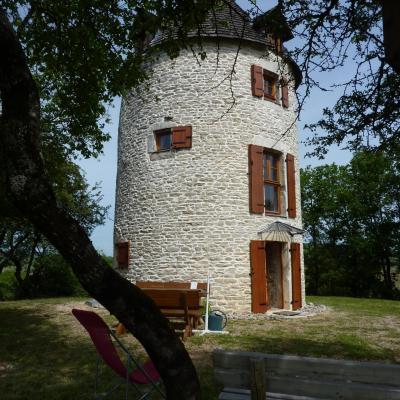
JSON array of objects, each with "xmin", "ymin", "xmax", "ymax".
[
  {"xmin": 249, "ymin": 144, "xmax": 295, "ymax": 217},
  {"xmin": 263, "ymin": 151, "xmax": 281, "ymax": 213}
]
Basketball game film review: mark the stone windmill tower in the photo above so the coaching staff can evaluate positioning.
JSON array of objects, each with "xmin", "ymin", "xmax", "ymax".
[{"xmin": 114, "ymin": 1, "xmax": 304, "ymax": 313}]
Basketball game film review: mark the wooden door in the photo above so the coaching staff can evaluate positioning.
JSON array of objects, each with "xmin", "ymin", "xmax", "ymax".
[
  {"xmin": 291, "ymin": 243, "xmax": 302, "ymax": 310},
  {"xmin": 266, "ymin": 242, "xmax": 283, "ymax": 309},
  {"xmin": 250, "ymin": 241, "xmax": 268, "ymax": 313}
]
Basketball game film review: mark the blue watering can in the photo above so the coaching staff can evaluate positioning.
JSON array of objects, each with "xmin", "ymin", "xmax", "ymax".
[{"xmin": 206, "ymin": 310, "xmax": 228, "ymax": 331}]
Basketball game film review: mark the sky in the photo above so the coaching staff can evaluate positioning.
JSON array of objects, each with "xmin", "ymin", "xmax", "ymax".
[{"xmin": 78, "ymin": 1, "xmax": 353, "ymax": 256}]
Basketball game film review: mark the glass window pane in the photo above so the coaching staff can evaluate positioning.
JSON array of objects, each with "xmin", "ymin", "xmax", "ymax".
[
  {"xmin": 264, "ymin": 78, "xmax": 275, "ymax": 97},
  {"xmin": 159, "ymin": 133, "xmax": 171, "ymax": 150},
  {"xmin": 264, "ymin": 184, "xmax": 279, "ymax": 212},
  {"xmin": 263, "ymin": 154, "xmax": 267, "ymax": 179},
  {"xmin": 271, "ymin": 155, "xmax": 278, "ymax": 181},
  {"xmin": 264, "ymin": 153, "xmax": 279, "ymax": 181}
]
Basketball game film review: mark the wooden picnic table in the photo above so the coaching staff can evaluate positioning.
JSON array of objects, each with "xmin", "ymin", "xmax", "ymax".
[{"xmin": 116, "ymin": 283, "xmax": 205, "ymax": 340}]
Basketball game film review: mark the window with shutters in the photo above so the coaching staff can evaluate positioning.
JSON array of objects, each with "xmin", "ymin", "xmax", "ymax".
[
  {"xmin": 251, "ymin": 65, "xmax": 289, "ymax": 107},
  {"xmin": 153, "ymin": 125, "xmax": 192, "ymax": 152},
  {"xmin": 249, "ymin": 144, "xmax": 296, "ymax": 217}
]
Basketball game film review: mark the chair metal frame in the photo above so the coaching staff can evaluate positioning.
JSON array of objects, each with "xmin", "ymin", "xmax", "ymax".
[{"xmin": 72, "ymin": 308, "xmax": 166, "ymax": 400}]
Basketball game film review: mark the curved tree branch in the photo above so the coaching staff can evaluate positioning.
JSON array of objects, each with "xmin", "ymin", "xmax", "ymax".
[{"xmin": 0, "ymin": 8, "xmax": 199, "ymax": 400}]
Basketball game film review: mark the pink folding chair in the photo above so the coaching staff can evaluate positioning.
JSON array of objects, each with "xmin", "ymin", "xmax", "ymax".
[{"xmin": 72, "ymin": 309, "xmax": 165, "ymax": 399}]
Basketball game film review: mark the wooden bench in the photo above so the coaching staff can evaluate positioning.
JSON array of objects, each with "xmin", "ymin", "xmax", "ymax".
[
  {"xmin": 142, "ymin": 288, "xmax": 201, "ymax": 340},
  {"xmin": 136, "ymin": 281, "xmax": 207, "ymax": 328},
  {"xmin": 213, "ymin": 349, "xmax": 400, "ymax": 400},
  {"xmin": 136, "ymin": 281, "xmax": 207, "ymax": 292}
]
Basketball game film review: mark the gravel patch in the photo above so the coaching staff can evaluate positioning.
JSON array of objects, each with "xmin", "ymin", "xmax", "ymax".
[{"xmin": 226, "ymin": 302, "xmax": 331, "ymax": 320}]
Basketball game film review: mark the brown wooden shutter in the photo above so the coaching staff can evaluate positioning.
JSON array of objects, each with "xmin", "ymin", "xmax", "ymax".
[
  {"xmin": 250, "ymin": 241, "xmax": 268, "ymax": 313},
  {"xmin": 281, "ymin": 78, "xmax": 289, "ymax": 108},
  {"xmin": 249, "ymin": 144, "xmax": 264, "ymax": 214},
  {"xmin": 117, "ymin": 241, "xmax": 129, "ymax": 269},
  {"xmin": 286, "ymin": 153, "xmax": 296, "ymax": 218},
  {"xmin": 251, "ymin": 65, "xmax": 263, "ymax": 97},
  {"xmin": 290, "ymin": 243, "xmax": 302, "ymax": 310},
  {"xmin": 172, "ymin": 126, "xmax": 192, "ymax": 149}
]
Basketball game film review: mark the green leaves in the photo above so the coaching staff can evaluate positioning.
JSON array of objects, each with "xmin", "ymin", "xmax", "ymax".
[
  {"xmin": 281, "ymin": 0, "xmax": 399, "ymax": 155},
  {"xmin": 301, "ymin": 152, "xmax": 400, "ymax": 298},
  {"xmin": 1, "ymin": 0, "xmax": 215, "ymax": 159}
]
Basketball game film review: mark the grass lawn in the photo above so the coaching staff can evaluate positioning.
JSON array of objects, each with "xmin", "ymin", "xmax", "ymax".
[{"xmin": 0, "ymin": 296, "xmax": 399, "ymax": 399}]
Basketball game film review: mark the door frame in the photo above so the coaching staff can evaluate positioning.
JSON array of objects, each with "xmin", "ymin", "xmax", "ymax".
[{"xmin": 265, "ymin": 241, "xmax": 284, "ymax": 309}]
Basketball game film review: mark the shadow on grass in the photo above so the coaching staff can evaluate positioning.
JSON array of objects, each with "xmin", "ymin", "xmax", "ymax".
[
  {"xmin": 1, "ymin": 302, "xmax": 397, "ymax": 400},
  {"xmin": 189, "ymin": 328, "xmax": 398, "ymax": 400},
  {"xmin": 0, "ymin": 307, "xmax": 159, "ymax": 400},
  {"xmin": 190, "ymin": 331, "xmax": 397, "ymax": 364}
]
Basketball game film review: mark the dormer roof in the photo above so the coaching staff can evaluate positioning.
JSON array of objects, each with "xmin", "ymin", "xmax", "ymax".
[{"xmin": 151, "ymin": 1, "xmax": 301, "ymax": 87}]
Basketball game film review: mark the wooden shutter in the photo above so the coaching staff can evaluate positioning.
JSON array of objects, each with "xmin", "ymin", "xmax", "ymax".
[
  {"xmin": 249, "ymin": 145, "xmax": 264, "ymax": 214},
  {"xmin": 286, "ymin": 153, "xmax": 296, "ymax": 218},
  {"xmin": 251, "ymin": 65, "xmax": 263, "ymax": 97},
  {"xmin": 281, "ymin": 78, "xmax": 289, "ymax": 108},
  {"xmin": 117, "ymin": 241, "xmax": 129, "ymax": 269},
  {"xmin": 172, "ymin": 126, "xmax": 192, "ymax": 149},
  {"xmin": 290, "ymin": 243, "xmax": 302, "ymax": 310},
  {"xmin": 250, "ymin": 241, "xmax": 268, "ymax": 313}
]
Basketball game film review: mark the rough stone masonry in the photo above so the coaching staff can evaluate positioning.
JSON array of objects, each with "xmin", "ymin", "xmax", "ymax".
[{"xmin": 114, "ymin": 36, "xmax": 304, "ymax": 313}]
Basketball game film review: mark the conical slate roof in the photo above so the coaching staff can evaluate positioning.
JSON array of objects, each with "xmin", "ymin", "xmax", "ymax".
[
  {"xmin": 151, "ymin": 1, "xmax": 301, "ymax": 86},
  {"xmin": 152, "ymin": 1, "xmax": 285, "ymax": 46}
]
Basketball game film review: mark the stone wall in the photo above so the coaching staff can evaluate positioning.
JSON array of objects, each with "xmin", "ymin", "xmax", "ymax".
[{"xmin": 114, "ymin": 40, "xmax": 304, "ymax": 312}]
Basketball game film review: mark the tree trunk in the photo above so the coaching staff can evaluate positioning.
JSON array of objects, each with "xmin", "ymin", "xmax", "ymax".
[
  {"xmin": 383, "ymin": 256, "xmax": 393, "ymax": 297},
  {"xmin": 25, "ymin": 234, "xmax": 39, "ymax": 279},
  {"xmin": 382, "ymin": 0, "xmax": 400, "ymax": 74},
  {"xmin": 0, "ymin": 9, "xmax": 200, "ymax": 399}
]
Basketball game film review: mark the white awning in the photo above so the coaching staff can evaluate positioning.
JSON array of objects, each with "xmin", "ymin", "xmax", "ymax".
[{"xmin": 258, "ymin": 221, "xmax": 304, "ymax": 242}]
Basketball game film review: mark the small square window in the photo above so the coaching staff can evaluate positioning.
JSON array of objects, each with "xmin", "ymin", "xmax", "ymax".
[{"xmin": 154, "ymin": 129, "xmax": 172, "ymax": 151}]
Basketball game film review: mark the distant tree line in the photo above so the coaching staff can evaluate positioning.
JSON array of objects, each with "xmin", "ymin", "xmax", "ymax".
[
  {"xmin": 301, "ymin": 151, "xmax": 400, "ymax": 299},
  {"xmin": 0, "ymin": 156, "xmax": 109, "ymax": 300}
]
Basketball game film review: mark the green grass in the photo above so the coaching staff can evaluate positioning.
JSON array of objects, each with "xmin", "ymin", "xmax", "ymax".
[
  {"xmin": 308, "ymin": 295, "xmax": 400, "ymax": 316},
  {"xmin": 0, "ymin": 296, "xmax": 399, "ymax": 399}
]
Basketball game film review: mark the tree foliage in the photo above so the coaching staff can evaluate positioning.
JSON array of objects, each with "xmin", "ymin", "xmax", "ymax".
[
  {"xmin": 1, "ymin": 0, "xmax": 400, "ymax": 397},
  {"xmin": 301, "ymin": 152, "xmax": 400, "ymax": 298},
  {"xmin": 0, "ymin": 156, "xmax": 107, "ymax": 295},
  {"xmin": 1, "ymin": 0, "xmax": 216, "ymax": 159},
  {"xmin": 0, "ymin": 1, "xmax": 221, "ymax": 398},
  {"xmin": 277, "ymin": 0, "xmax": 400, "ymax": 156}
]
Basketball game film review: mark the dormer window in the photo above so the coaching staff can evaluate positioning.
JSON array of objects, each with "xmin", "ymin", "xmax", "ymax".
[
  {"xmin": 274, "ymin": 35, "xmax": 283, "ymax": 53},
  {"xmin": 266, "ymin": 34, "xmax": 283, "ymax": 53}
]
